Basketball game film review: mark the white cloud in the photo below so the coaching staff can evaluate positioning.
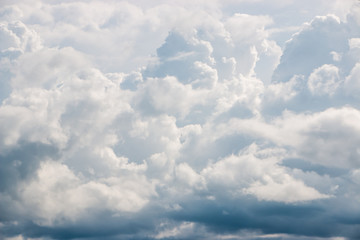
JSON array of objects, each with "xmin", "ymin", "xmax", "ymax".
[
  {"xmin": 11, "ymin": 47, "xmax": 90, "ymax": 89},
  {"xmin": 21, "ymin": 160, "xmax": 154, "ymax": 225},
  {"xmin": 1, "ymin": 1, "xmax": 360, "ymax": 240},
  {"xmin": 175, "ymin": 163, "xmax": 205, "ymax": 190},
  {"xmin": 272, "ymin": 14, "xmax": 348, "ymax": 83},
  {"xmin": 307, "ymin": 64, "xmax": 340, "ymax": 96},
  {"xmin": 244, "ymin": 175, "xmax": 328, "ymax": 203},
  {"xmin": 211, "ymin": 106, "xmax": 360, "ymax": 169},
  {"xmin": 136, "ymin": 76, "xmax": 201, "ymax": 118},
  {"xmin": 344, "ymin": 63, "xmax": 360, "ymax": 97},
  {"xmin": 264, "ymin": 75, "xmax": 303, "ymax": 102},
  {"xmin": 0, "ymin": 20, "xmax": 42, "ymax": 54},
  {"xmin": 294, "ymin": 107, "xmax": 360, "ymax": 168},
  {"xmin": 202, "ymin": 144, "xmax": 328, "ymax": 203}
]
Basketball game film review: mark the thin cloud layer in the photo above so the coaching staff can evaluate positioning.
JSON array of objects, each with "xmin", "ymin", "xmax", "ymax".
[{"xmin": 0, "ymin": 1, "xmax": 360, "ymax": 240}]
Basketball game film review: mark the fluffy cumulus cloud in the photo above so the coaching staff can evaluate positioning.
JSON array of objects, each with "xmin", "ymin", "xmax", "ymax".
[{"xmin": 1, "ymin": 0, "xmax": 360, "ymax": 239}]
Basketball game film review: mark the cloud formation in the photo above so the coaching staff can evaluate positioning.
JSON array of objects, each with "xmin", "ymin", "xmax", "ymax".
[{"xmin": 1, "ymin": 0, "xmax": 360, "ymax": 239}]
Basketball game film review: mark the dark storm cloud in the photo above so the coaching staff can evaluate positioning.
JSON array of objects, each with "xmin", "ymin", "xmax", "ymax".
[{"xmin": 167, "ymin": 197, "xmax": 360, "ymax": 239}]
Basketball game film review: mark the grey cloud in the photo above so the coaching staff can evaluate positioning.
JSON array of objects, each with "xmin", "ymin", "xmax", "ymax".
[
  {"xmin": 1, "ymin": 1, "xmax": 360, "ymax": 240},
  {"xmin": 167, "ymin": 197, "xmax": 360, "ymax": 239}
]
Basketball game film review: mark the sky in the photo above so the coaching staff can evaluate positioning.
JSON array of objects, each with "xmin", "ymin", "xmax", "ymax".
[{"xmin": 0, "ymin": 0, "xmax": 360, "ymax": 239}]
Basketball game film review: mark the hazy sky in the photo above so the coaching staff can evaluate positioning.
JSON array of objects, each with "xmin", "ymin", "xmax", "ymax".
[{"xmin": 1, "ymin": 0, "xmax": 360, "ymax": 239}]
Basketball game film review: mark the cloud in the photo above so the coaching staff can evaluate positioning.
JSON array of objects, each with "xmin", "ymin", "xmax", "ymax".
[
  {"xmin": 307, "ymin": 64, "xmax": 340, "ymax": 96},
  {"xmin": 202, "ymin": 144, "xmax": 328, "ymax": 203},
  {"xmin": 0, "ymin": 19, "xmax": 43, "ymax": 101},
  {"xmin": 344, "ymin": 62, "xmax": 360, "ymax": 97},
  {"xmin": 21, "ymin": 160, "xmax": 154, "ymax": 225},
  {"xmin": 1, "ymin": 0, "xmax": 360, "ymax": 240},
  {"xmin": 272, "ymin": 15, "xmax": 346, "ymax": 83}
]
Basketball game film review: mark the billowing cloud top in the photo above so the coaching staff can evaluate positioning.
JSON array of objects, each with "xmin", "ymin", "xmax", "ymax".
[{"xmin": 1, "ymin": 0, "xmax": 360, "ymax": 239}]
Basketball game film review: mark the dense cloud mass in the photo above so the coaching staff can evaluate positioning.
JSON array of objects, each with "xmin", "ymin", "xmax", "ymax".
[{"xmin": 1, "ymin": 0, "xmax": 360, "ymax": 239}]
